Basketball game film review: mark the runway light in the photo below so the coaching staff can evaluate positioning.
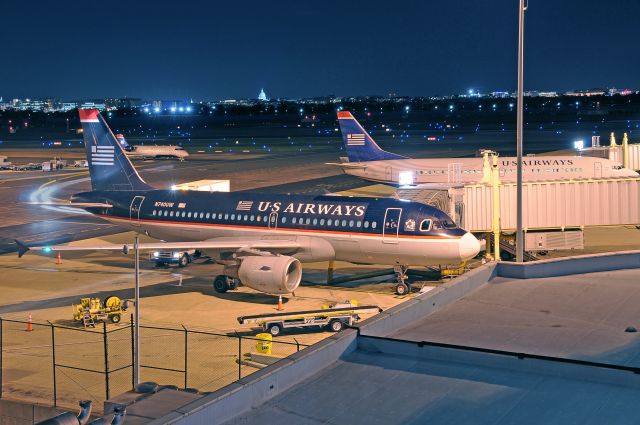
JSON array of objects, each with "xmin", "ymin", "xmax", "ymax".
[
  {"xmin": 179, "ymin": 107, "xmax": 184, "ymax": 112},
  {"xmin": 186, "ymin": 106, "xmax": 192, "ymax": 112},
  {"xmin": 144, "ymin": 107, "xmax": 149, "ymax": 113},
  {"xmin": 399, "ymin": 171, "xmax": 414, "ymax": 186},
  {"xmin": 573, "ymin": 139, "xmax": 584, "ymax": 149},
  {"xmin": 154, "ymin": 107, "xmax": 160, "ymax": 113},
  {"xmin": 170, "ymin": 107, "xmax": 176, "ymax": 112}
]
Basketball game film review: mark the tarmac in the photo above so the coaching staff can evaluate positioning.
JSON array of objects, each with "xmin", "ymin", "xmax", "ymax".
[{"xmin": 1, "ymin": 148, "xmax": 639, "ymax": 417}]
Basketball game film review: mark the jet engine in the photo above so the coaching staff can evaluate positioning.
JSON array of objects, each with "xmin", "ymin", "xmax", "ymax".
[{"xmin": 237, "ymin": 255, "xmax": 302, "ymax": 294}]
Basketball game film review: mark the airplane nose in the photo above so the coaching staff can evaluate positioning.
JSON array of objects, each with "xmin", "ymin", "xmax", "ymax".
[{"xmin": 459, "ymin": 232, "xmax": 481, "ymax": 260}]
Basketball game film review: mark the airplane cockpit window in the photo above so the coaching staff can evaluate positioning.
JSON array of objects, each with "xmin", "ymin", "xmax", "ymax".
[
  {"xmin": 420, "ymin": 219, "xmax": 432, "ymax": 231},
  {"xmin": 404, "ymin": 219, "xmax": 416, "ymax": 232}
]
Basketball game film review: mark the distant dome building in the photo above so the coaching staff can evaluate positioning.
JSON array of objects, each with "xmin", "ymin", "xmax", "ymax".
[{"xmin": 258, "ymin": 88, "xmax": 268, "ymax": 101}]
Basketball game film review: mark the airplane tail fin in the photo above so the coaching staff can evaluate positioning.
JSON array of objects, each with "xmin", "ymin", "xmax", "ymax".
[
  {"xmin": 79, "ymin": 109, "xmax": 153, "ymax": 191},
  {"xmin": 337, "ymin": 111, "xmax": 407, "ymax": 162}
]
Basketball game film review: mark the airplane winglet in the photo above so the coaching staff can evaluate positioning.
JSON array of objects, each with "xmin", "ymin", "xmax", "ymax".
[{"xmin": 15, "ymin": 240, "xmax": 30, "ymax": 258}]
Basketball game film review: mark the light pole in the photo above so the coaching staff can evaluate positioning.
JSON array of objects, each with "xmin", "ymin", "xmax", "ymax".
[
  {"xmin": 516, "ymin": 0, "xmax": 527, "ymax": 262},
  {"xmin": 134, "ymin": 236, "xmax": 140, "ymax": 386}
]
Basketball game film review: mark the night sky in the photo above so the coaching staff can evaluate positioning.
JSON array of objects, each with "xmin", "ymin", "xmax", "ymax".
[{"xmin": 1, "ymin": 0, "xmax": 639, "ymax": 100}]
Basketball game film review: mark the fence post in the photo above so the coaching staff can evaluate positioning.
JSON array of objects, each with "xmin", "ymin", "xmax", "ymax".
[
  {"xmin": 103, "ymin": 322, "xmax": 110, "ymax": 401},
  {"xmin": 237, "ymin": 333, "xmax": 241, "ymax": 381},
  {"xmin": 130, "ymin": 314, "xmax": 135, "ymax": 389},
  {"xmin": 294, "ymin": 337, "xmax": 300, "ymax": 352},
  {"xmin": 182, "ymin": 325, "xmax": 188, "ymax": 389},
  {"xmin": 50, "ymin": 323, "xmax": 57, "ymax": 407}
]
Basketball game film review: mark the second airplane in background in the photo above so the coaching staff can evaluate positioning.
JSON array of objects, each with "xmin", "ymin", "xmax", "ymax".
[
  {"xmin": 116, "ymin": 133, "xmax": 189, "ymax": 161},
  {"xmin": 334, "ymin": 111, "xmax": 638, "ymax": 187}
]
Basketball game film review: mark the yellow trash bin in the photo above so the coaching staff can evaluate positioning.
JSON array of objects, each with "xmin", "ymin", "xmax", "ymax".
[{"xmin": 256, "ymin": 333, "xmax": 272, "ymax": 355}]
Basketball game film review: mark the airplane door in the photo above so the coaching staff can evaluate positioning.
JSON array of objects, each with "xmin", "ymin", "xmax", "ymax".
[
  {"xmin": 268, "ymin": 211, "xmax": 278, "ymax": 230},
  {"xmin": 129, "ymin": 196, "xmax": 145, "ymax": 227},
  {"xmin": 448, "ymin": 163, "xmax": 462, "ymax": 183},
  {"xmin": 382, "ymin": 208, "xmax": 402, "ymax": 243},
  {"xmin": 385, "ymin": 166, "xmax": 392, "ymax": 181},
  {"xmin": 594, "ymin": 162, "xmax": 602, "ymax": 178}
]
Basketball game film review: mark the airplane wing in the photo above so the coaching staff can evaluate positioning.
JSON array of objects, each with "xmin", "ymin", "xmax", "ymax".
[
  {"xmin": 16, "ymin": 238, "xmax": 300, "ymax": 258},
  {"xmin": 325, "ymin": 162, "xmax": 368, "ymax": 170},
  {"xmin": 27, "ymin": 202, "xmax": 113, "ymax": 208}
]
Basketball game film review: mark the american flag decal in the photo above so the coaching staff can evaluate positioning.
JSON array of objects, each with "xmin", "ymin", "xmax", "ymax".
[
  {"xmin": 91, "ymin": 145, "xmax": 115, "ymax": 165},
  {"xmin": 236, "ymin": 201, "xmax": 253, "ymax": 211},
  {"xmin": 347, "ymin": 133, "xmax": 366, "ymax": 146}
]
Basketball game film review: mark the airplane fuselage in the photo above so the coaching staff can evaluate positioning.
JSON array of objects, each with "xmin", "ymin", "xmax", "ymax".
[
  {"xmin": 343, "ymin": 155, "xmax": 638, "ymax": 185},
  {"xmin": 126, "ymin": 146, "xmax": 189, "ymax": 160},
  {"xmin": 77, "ymin": 190, "xmax": 479, "ymax": 266}
]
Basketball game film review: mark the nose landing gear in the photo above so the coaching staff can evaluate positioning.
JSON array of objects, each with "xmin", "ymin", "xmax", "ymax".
[{"xmin": 394, "ymin": 265, "xmax": 411, "ymax": 295}]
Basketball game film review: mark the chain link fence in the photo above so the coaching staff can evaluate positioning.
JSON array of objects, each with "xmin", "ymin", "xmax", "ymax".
[{"xmin": 0, "ymin": 317, "xmax": 307, "ymax": 413}]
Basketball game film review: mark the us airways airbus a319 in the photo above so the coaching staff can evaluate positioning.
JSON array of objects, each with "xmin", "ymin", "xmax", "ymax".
[
  {"xmin": 334, "ymin": 111, "xmax": 638, "ymax": 187},
  {"xmin": 17, "ymin": 109, "xmax": 480, "ymax": 296}
]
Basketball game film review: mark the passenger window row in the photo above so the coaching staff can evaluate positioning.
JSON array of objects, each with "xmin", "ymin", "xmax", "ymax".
[{"xmin": 150, "ymin": 209, "xmax": 378, "ymax": 229}]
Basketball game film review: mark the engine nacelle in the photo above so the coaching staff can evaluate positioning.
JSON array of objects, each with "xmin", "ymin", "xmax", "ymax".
[{"xmin": 237, "ymin": 255, "xmax": 302, "ymax": 294}]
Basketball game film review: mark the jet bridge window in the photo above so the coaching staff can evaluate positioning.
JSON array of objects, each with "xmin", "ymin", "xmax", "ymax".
[{"xmin": 420, "ymin": 219, "xmax": 432, "ymax": 231}]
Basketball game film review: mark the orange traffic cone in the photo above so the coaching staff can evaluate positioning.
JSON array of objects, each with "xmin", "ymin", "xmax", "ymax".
[
  {"xmin": 26, "ymin": 314, "xmax": 33, "ymax": 332},
  {"xmin": 277, "ymin": 295, "xmax": 284, "ymax": 311},
  {"xmin": 57, "ymin": 252, "xmax": 62, "ymax": 265}
]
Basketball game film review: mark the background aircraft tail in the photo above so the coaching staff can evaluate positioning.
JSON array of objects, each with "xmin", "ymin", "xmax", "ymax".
[
  {"xmin": 115, "ymin": 133, "xmax": 133, "ymax": 151},
  {"xmin": 79, "ymin": 109, "xmax": 153, "ymax": 191},
  {"xmin": 337, "ymin": 111, "xmax": 407, "ymax": 162}
]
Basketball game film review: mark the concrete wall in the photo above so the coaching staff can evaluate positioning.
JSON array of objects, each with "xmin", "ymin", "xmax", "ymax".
[
  {"xmin": 358, "ymin": 262, "xmax": 497, "ymax": 337},
  {"xmin": 0, "ymin": 399, "xmax": 65, "ymax": 425},
  {"xmin": 498, "ymin": 250, "xmax": 640, "ymax": 279},
  {"xmin": 151, "ymin": 329, "xmax": 359, "ymax": 425}
]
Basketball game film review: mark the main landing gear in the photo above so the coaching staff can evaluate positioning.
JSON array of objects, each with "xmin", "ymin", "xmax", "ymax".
[
  {"xmin": 394, "ymin": 265, "xmax": 411, "ymax": 296},
  {"xmin": 213, "ymin": 275, "xmax": 240, "ymax": 293}
]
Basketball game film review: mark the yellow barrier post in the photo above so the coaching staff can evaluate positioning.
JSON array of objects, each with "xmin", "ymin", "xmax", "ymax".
[
  {"xmin": 622, "ymin": 132, "xmax": 629, "ymax": 169},
  {"xmin": 255, "ymin": 333, "xmax": 272, "ymax": 355},
  {"xmin": 610, "ymin": 132, "xmax": 618, "ymax": 147}
]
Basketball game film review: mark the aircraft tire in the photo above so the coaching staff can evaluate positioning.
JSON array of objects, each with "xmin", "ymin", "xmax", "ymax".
[
  {"xmin": 395, "ymin": 283, "xmax": 410, "ymax": 296},
  {"xmin": 213, "ymin": 275, "xmax": 229, "ymax": 293}
]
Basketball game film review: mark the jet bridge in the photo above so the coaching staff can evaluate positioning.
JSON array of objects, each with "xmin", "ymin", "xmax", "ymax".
[
  {"xmin": 397, "ymin": 152, "xmax": 640, "ymax": 259},
  {"xmin": 578, "ymin": 132, "xmax": 640, "ymax": 171}
]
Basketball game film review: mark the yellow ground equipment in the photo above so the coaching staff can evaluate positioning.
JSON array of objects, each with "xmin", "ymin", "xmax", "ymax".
[{"xmin": 72, "ymin": 296, "xmax": 126, "ymax": 327}]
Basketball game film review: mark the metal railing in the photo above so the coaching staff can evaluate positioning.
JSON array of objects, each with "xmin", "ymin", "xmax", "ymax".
[{"xmin": 0, "ymin": 316, "xmax": 307, "ymax": 412}]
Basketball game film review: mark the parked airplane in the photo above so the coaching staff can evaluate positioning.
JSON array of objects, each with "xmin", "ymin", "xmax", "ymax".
[
  {"xmin": 334, "ymin": 111, "xmax": 639, "ymax": 186},
  {"xmin": 116, "ymin": 134, "xmax": 189, "ymax": 161},
  {"xmin": 17, "ymin": 109, "xmax": 481, "ymax": 296}
]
